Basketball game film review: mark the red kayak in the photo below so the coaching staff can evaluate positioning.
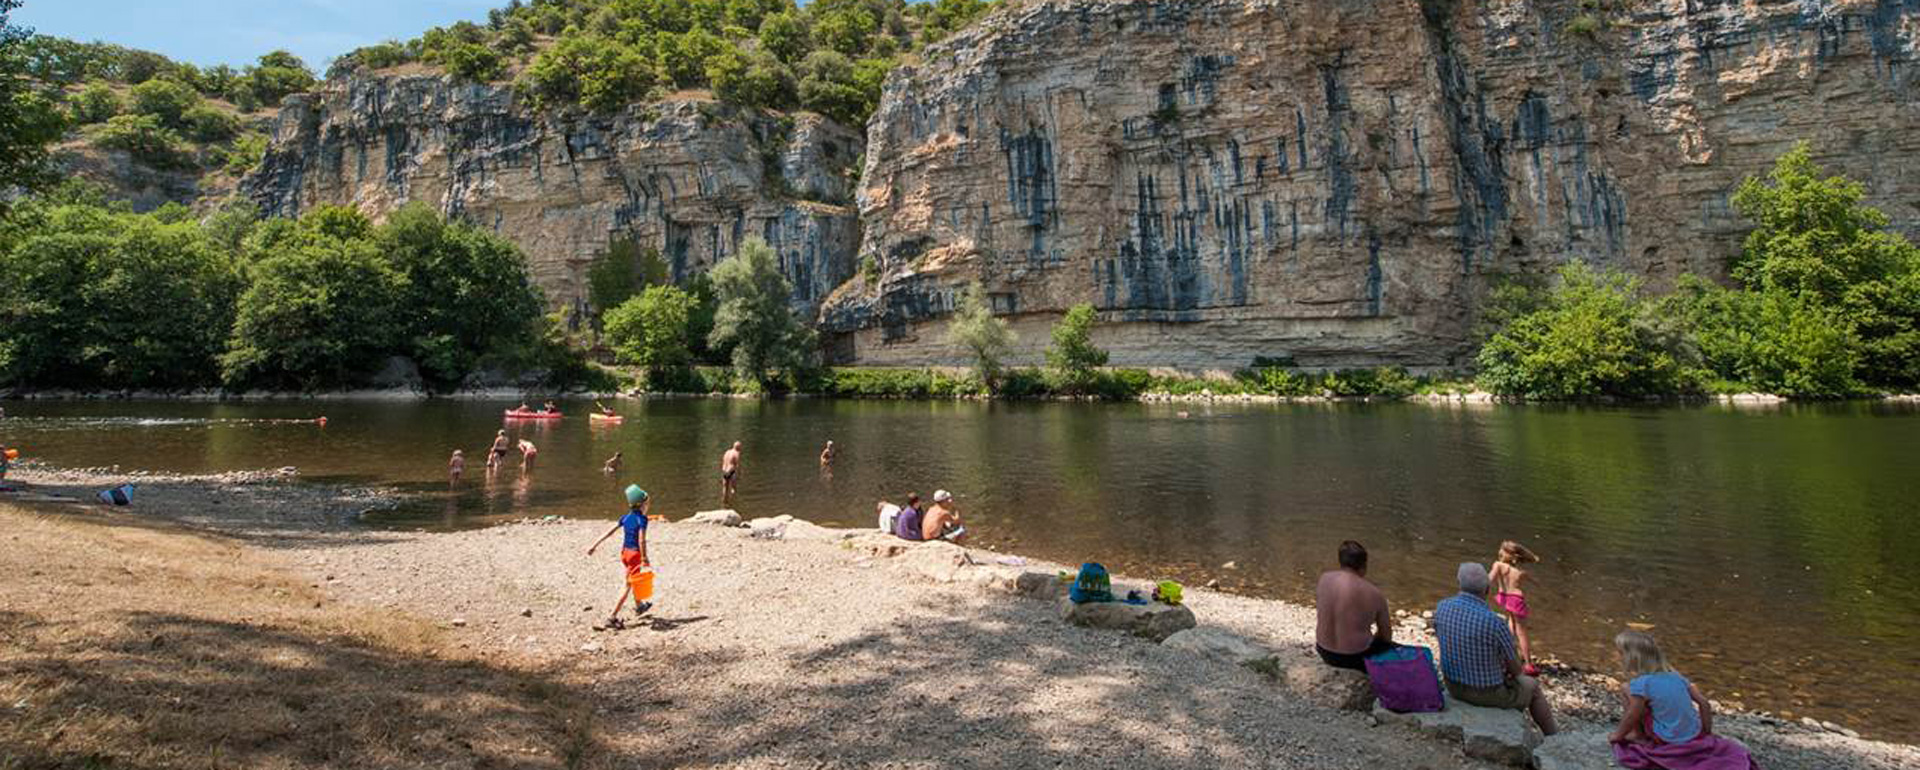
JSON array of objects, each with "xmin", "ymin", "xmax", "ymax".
[{"xmin": 504, "ymin": 410, "xmax": 563, "ymax": 420}]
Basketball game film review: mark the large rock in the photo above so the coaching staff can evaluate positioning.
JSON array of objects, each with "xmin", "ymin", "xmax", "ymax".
[
  {"xmin": 1372, "ymin": 702, "xmax": 1543, "ymax": 767},
  {"xmin": 1014, "ymin": 571, "xmax": 1065, "ymax": 601},
  {"xmin": 687, "ymin": 509, "xmax": 742, "ymax": 527},
  {"xmin": 1161, "ymin": 627, "xmax": 1272, "ymax": 664},
  {"xmin": 896, "ymin": 540, "xmax": 975, "ymax": 582},
  {"xmin": 1532, "ymin": 729, "xmax": 1614, "ymax": 770},
  {"xmin": 826, "ymin": 0, "xmax": 1920, "ymax": 369},
  {"xmin": 845, "ymin": 532, "xmax": 911, "ymax": 558},
  {"xmin": 244, "ymin": 79, "xmax": 862, "ymax": 321},
  {"xmin": 1058, "ymin": 598, "xmax": 1197, "ymax": 642},
  {"xmin": 745, "ymin": 516, "xmax": 790, "ymax": 539},
  {"xmin": 1282, "ymin": 661, "xmax": 1376, "ymax": 711}
]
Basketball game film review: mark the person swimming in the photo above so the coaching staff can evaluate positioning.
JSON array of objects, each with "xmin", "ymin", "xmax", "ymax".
[{"xmin": 604, "ymin": 451, "xmax": 623, "ymax": 474}]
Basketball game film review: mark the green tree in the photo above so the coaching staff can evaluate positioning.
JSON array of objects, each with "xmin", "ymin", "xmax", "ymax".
[
  {"xmin": 0, "ymin": 0, "xmax": 67, "ymax": 204},
  {"xmin": 1730, "ymin": 142, "xmax": 1920, "ymax": 388},
  {"xmin": 945, "ymin": 280, "xmax": 1015, "ymax": 386},
  {"xmin": 758, "ymin": 11, "xmax": 809, "ymax": 63},
  {"xmin": 910, "ymin": 0, "xmax": 995, "ymax": 47},
  {"xmin": 128, "ymin": 77, "xmax": 200, "ymax": 128},
  {"xmin": 658, "ymin": 27, "xmax": 725, "ymax": 88},
  {"xmin": 1045, "ymin": 302, "xmax": 1108, "ymax": 392},
  {"xmin": 183, "ymin": 103, "xmax": 238, "ymax": 141},
  {"xmin": 708, "ymin": 237, "xmax": 812, "ymax": 383},
  {"xmin": 376, "ymin": 203, "xmax": 544, "ymax": 388},
  {"xmin": 706, "ymin": 46, "xmax": 793, "ymax": 109},
  {"xmin": 1667, "ymin": 277, "xmax": 1862, "ymax": 397},
  {"xmin": 811, "ymin": 7, "xmax": 876, "ymax": 57},
  {"xmin": 68, "ymin": 80, "xmax": 121, "ymax": 124},
  {"xmin": 604, "ymin": 284, "xmax": 698, "ymax": 370},
  {"xmin": 117, "ymin": 48, "xmax": 170, "ymax": 83},
  {"xmin": 240, "ymin": 50, "xmax": 315, "ymax": 106},
  {"xmin": 440, "ymin": 41, "xmax": 505, "ymax": 82},
  {"xmin": 222, "ymin": 237, "xmax": 401, "ymax": 390},
  {"xmin": 797, "ymin": 49, "xmax": 866, "ymax": 124},
  {"xmin": 1475, "ymin": 262, "xmax": 1695, "ymax": 399}
]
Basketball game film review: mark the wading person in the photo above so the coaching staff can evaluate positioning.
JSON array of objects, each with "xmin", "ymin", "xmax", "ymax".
[
  {"xmin": 447, "ymin": 449, "xmax": 465, "ymax": 483},
  {"xmin": 1489, "ymin": 540, "xmax": 1542, "ymax": 675},
  {"xmin": 518, "ymin": 439, "xmax": 538, "ymax": 472},
  {"xmin": 719, "ymin": 441, "xmax": 742, "ymax": 506},
  {"xmin": 603, "ymin": 451, "xmax": 622, "ymax": 474},
  {"xmin": 1314, "ymin": 540, "xmax": 1398, "ymax": 670},
  {"xmin": 1434, "ymin": 562, "xmax": 1559, "ymax": 735},
  {"xmin": 487, "ymin": 430, "xmax": 510, "ymax": 471},
  {"xmin": 819, "ymin": 440, "xmax": 835, "ymax": 468},
  {"xmin": 586, "ymin": 484, "xmax": 654, "ymax": 629}
]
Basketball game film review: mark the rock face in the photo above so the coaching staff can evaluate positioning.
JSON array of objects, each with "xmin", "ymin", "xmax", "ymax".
[
  {"xmin": 242, "ymin": 74, "xmax": 863, "ymax": 323},
  {"xmin": 828, "ymin": 0, "xmax": 1920, "ymax": 368}
]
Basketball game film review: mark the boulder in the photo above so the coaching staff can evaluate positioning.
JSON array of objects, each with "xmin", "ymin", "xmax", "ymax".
[
  {"xmin": 845, "ymin": 532, "xmax": 911, "ymax": 558},
  {"xmin": 1371, "ymin": 702, "xmax": 1543, "ymax": 767},
  {"xmin": 688, "ymin": 509, "xmax": 742, "ymax": 527},
  {"xmin": 779, "ymin": 519, "xmax": 840, "ymax": 540},
  {"xmin": 896, "ymin": 541, "xmax": 973, "ymax": 582},
  {"xmin": 1014, "ymin": 571, "xmax": 1066, "ymax": 601},
  {"xmin": 1161, "ymin": 627, "xmax": 1272, "ymax": 664},
  {"xmin": 746, "ymin": 517, "xmax": 788, "ymax": 539},
  {"xmin": 1282, "ymin": 661, "xmax": 1375, "ymax": 711},
  {"xmin": 1532, "ymin": 729, "xmax": 1614, "ymax": 770},
  {"xmin": 1058, "ymin": 598, "xmax": 1197, "ymax": 642}
]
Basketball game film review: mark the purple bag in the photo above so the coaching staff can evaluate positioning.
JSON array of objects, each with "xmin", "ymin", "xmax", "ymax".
[{"xmin": 1364, "ymin": 645, "xmax": 1445, "ymax": 713}]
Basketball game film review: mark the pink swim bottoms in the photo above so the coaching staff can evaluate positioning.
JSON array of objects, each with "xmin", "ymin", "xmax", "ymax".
[{"xmin": 1495, "ymin": 591, "xmax": 1531, "ymax": 619}]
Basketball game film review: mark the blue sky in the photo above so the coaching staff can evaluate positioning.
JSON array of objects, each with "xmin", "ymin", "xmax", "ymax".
[{"xmin": 13, "ymin": 0, "xmax": 500, "ymax": 71}]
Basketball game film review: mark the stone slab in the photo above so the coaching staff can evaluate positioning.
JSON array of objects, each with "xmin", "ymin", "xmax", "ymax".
[{"xmin": 1372, "ymin": 702, "xmax": 1542, "ymax": 766}]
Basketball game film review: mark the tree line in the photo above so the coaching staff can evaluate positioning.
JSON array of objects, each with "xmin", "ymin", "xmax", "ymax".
[{"xmin": 330, "ymin": 0, "xmax": 997, "ymax": 127}]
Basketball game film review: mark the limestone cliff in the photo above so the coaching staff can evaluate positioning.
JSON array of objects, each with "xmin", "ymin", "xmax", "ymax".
[
  {"xmin": 241, "ymin": 74, "xmax": 864, "ymax": 324},
  {"xmin": 828, "ymin": 0, "xmax": 1920, "ymax": 368}
]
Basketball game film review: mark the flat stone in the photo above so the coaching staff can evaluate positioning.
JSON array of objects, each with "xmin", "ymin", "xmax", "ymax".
[
  {"xmin": 1283, "ymin": 661, "xmax": 1375, "ymax": 711},
  {"xmin": 1372, "ymin": 702, "xmax": 1542, "ymax": 766},
  {"xmin": 779, "ymin": 519, "xmax": 839, "ymax": 540},
  {"xmin": 1014, "ymin": 571, "xmax": 1065, "ymax": 601},
  {"xmin": 688, "ymin": 509, "xmax": 742, "ymax": 527},
  {"xmin": 745, "ymin": 517, "xmax": 787, "ymax": 539},
  {"xmin": 1058, "ymin": 598, "xmax": 1197, "ymax": 642},
  {"xmin": 896, "ymin": 541, "xmax": 973, "ymax": 582},
  {"xmin": 844, "ymin": 532, "xmax": 910, "ymax": 558},
  {"xmin": 1161, "ymin": 627, "xmax": 1272, "ymax": 664},
  {"xmin": 1532, "ymin": 729, "xmax": 1612, "ymax": 770}
]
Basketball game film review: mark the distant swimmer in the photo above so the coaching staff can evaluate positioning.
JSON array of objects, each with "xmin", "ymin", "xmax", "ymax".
[
  {"xmin": 448, "ymin": 449, "xmax": 465, "ymax": 483},
  {"xmin": 604, "ymin": 451, "xmax": 623, "ymax": 474},
  {"xmin": 487, "ymin": 430, "xmax": 510, "ymax": 470},
  {"xmin": 719, "ymin": 441, "xmax": 742, "ymax": 506},
  {"xmin": 819, "ymin": 440, "xmax": 835, "ymax": 467},
  {"xmin": 518, "ymin": 439, "xmax": 538, "ymax": 471}
]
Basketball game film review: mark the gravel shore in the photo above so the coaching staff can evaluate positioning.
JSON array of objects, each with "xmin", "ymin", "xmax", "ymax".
[{"xmin": 6, "ymin": 466, "xmax": 1914, "ymax": 769}]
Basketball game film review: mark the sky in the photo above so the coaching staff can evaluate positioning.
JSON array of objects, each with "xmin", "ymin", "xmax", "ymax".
[{"xmin": 12, "ymin": 0, "xmax": 500, "ymax": 71}]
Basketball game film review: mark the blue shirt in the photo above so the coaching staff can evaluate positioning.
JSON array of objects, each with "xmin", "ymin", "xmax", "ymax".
[
  {"xmin": 1433, "ymin": 592, "xmax": 1516, "ymax": 688},
  {"xmin": 1630, "ymin": 672, "xmax": 1702, "ymax": 744},
  {"xmin": 619, "ymin": 511, "xmax": 648, "ymax": 551}
]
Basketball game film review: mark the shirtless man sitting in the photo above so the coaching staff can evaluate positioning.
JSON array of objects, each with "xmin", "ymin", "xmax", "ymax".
[
  {"xmin": 1314, "ymin": 540, "xmax": 1397, "ymax": 671},
  {"xmin": 921, "ymin": 489, "xmax": 967, "ymax": 543}
]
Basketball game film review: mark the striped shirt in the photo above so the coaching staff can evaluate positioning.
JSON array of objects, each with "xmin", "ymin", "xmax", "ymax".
[{"xmin": 1433, "ymin": 592, "xmax": 1516, "ymax": 688}]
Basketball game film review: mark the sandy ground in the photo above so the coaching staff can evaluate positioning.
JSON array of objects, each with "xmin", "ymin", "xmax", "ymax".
[{"xmin": 3, "ymin": 466, "xmax": 1914, "ymax": 770}]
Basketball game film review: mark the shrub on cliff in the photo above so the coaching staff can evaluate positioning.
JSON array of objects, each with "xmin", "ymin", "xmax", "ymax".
[
  {"xmin": 88, "ymin": 113, "xmax": 187, "ymax": 167},
  {"xmin": 1475, "ymin": 262, "xmax": 1699, "ymax": 399},
  {"xmin": 605, "ymin": 285, "xmax": 698, "ymax": 371},
  {"xmin": 128, "ymin": 77, "xmax": 198, "ymax": 128},
  {"xmin": 945, "ymin": 281, "xmax": 1015, "ymax": 387},
  {"xmin": 1045, "ymin": 303, "xmax": 1110, "ymax": 395},
  {"xmin": 708, "ymin": 237, "xmax": 815, "ymax": 385},
  {"xmin": 68, "ymin": 81, "xmax": 121, "ymax": 124}
]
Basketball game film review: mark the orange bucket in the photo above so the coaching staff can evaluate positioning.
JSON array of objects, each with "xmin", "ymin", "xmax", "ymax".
[{"xmin": 626, "ymin": 569, "xmax": 654, "ymax": 603}]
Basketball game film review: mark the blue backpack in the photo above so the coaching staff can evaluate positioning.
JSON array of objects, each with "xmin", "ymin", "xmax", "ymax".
[{"xmin": 1068, "ymin": 562, "xmax": 1114, "ymax": 603}]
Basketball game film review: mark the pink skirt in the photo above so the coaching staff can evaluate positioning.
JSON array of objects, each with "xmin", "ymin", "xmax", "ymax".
[{"xmin": 1495, "ymin": 591, "xmax": 1531, "ymax": 619}]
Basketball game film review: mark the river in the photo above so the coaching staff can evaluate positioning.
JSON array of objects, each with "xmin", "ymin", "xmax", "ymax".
[{"xmin": 2, "ymin": 396, "xmax": 1916, "ymax": 741}]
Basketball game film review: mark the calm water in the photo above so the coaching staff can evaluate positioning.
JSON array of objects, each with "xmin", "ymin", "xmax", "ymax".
[{"xmin": 3, "ymin": 397, "xmax": 1918, "ymax": 741}]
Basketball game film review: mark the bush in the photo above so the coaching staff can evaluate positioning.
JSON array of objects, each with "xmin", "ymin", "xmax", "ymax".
[
  {"xmin": 1045, "ymin": 303, "xmax": 1109, "ymax": 394},
  {"xmin": 69, "ymin": 81, "xmax": 122, "ymax": 124},
  {"xmin": 183, "ymin": 103, "xmax": 239, "ymax": 142},
  {"xmin": 89, "ymin": 113, "xmax": 187, "ymax": 167},
  {"xmin": 1475, "ymin": 262, "xmax": 1697, "ymax": 399},
  {"xmin": 944, "ymin": 280, "xmax": 1015, "ymax": 386},
  {"xmin": 128, "ymin": 77, "xmax": 199, "ymax": 128},
  {"xmin": 439, "ymin": 41, "xmax": 504, "ymax": 82},
  {"xmin": 604, "ymin": 285, "xmax": 698, "ymax": 370},
  {"xmin": 222, "ymin": 132, "xmax": 267, "ymax": 175},
  {"xmin": 239, "ymin": 50, "xmax": 316, "ymax": 107}
]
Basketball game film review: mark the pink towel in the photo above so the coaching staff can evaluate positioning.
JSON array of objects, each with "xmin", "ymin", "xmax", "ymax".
[{"xmin": 1612, "ymin": 734, "xmax": 1759, "ymax": 770}]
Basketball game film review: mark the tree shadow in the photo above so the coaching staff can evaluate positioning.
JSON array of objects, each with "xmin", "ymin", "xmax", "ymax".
[{"xmin": 0, "ymin": 609, "xmax": 606, "ymax": 769}]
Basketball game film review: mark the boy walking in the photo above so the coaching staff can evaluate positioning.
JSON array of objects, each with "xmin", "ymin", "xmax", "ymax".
[{"xmin": 587, "ymin": 484, "xmax": 654, "ymax": 629}]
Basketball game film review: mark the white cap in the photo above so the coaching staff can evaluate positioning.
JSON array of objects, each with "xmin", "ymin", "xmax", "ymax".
[{"xmin": 933, "ymin": 489, "xmax": 953, "ymax": 503}]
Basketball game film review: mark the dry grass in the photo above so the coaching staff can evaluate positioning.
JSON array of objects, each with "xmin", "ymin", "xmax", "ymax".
[{"xmin": 0, "ymin": 503, "xmax": 605, "ymax": 770}]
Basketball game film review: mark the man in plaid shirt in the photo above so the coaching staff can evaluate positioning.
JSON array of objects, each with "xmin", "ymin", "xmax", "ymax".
[{"xmin": 1433, "ymin": 562, "xmax": 1560, "ymax": 735}]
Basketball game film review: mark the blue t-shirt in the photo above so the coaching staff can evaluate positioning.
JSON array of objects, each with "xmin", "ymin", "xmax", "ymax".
[
  {"xmin": 1629, "ymin": 671, "xmax": 1701, "ymax": 744},
  {"xmin": 619, "ymin": 510, "xmax": 648, "ymax": 550}
]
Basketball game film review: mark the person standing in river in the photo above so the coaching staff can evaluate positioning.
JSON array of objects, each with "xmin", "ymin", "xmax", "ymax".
[
  {"xmin": 1314, "ymin": 540, "xmax": 1398, "ymax": 670},
  {"xmin": 819, "ymin": 440, "xmax": 835, "ymax": 468},
  {"xmin": 447, "ymin": 450, "xmax": 465, "ymax": 484},
  {"xmin": 719, "ymin": 441, "xmax": 742, "ymax": 506},
  {"xmin": 487, "ymin": 430, "xmax": 511, "ymax": 471},
  {"xmin": 518, "ymin": 439, "xmax": 538, "ymax": 472},
  {"xmin": 1489, "ymin": 540, "xmax": 1542, "ymax": 675}
]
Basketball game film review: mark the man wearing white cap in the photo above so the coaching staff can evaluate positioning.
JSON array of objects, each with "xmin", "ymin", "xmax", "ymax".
[{"xmin": 921, "ymin": 489, "xmax": 967, "ymax": 543}]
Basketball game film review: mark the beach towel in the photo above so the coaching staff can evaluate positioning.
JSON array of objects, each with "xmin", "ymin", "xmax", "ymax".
[
  {"xmin": 1364, "ymin": 645, "xmax": 1445, "ymax": 713},
  {"xmin": 1612, "ymin": 734, "xmax": 1759, "ymax": 770}
]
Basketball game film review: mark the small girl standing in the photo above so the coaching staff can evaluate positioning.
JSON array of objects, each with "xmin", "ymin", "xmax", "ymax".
[
  {"xmin": 1488, "ymin": 540, "xmax": 1540, "ymax": 675},
  {"xmin": 1609, "ymin": 630, "xmax": 1758, "ymax": 769}
]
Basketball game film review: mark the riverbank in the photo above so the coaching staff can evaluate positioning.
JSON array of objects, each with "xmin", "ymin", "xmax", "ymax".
[{"xmin": 1, "ymin": 467, "xmax": 1913, "ymax": 769}]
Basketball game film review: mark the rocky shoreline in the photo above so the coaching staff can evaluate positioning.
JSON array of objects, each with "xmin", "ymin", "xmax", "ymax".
[{"xmin": 2, "ymin": 466, "xmax": 1914, "ymax": 768}]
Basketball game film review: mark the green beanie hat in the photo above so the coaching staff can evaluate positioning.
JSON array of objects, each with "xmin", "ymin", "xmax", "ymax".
[{"xmin": 625, "ymin": 484, "xmax": 648, "ymax": 504}]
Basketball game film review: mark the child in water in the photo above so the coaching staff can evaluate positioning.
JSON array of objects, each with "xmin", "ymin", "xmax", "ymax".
[
  {"xmin": 1608, "ymin": 630, "xmax": 1757, "ymax": 768},
  {"xmin": 1489, "ymin": 540, "xmax": 1541, "ymax": 675},
  {"xmin": 447, "ymin": 449, "xmax": 465, "ymax": 483},
  {"xmin": 586, "ymin": 484, "xmax": 654, "ymax": 629},
  {"xmin": 603, "ymin": 451, "xmax": 622, "ymax": 474}
]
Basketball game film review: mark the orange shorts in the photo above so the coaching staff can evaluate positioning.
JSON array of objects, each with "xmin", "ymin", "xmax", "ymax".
[{"xmin": 620, "ymin": 548, "xmax": 647, "ymax": 575}]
